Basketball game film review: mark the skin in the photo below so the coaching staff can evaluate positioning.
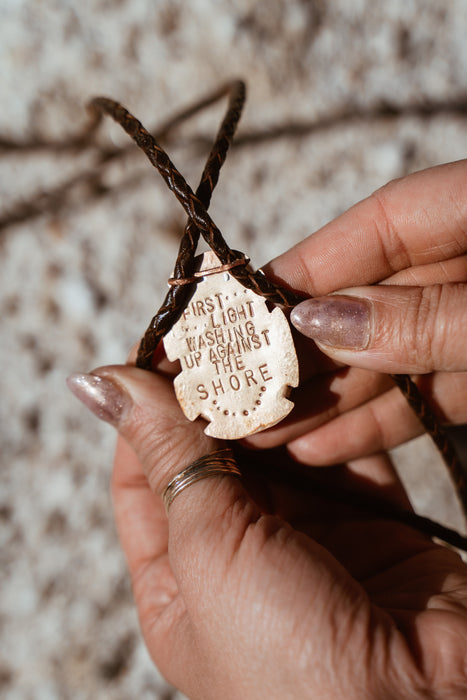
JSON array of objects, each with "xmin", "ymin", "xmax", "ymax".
[{"xmin": 103, "ymin": 161, "xmax": 467, "ymax": 698}]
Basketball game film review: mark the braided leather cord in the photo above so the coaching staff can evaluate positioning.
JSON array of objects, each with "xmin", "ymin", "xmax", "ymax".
[
  {"xmin": 391, "ymin": 374, "xmax": 467, "ymax": 509},
  {"xmin": 88, "ymin": 83, "xmax": 467, "ymax": 528},
  {"xmin": 88, "ymin": 89, "xmax": 300, "ymax": 325},
  {"xmin": 134, "ymin": 81, "xmax": 245, "ymax": 367}
]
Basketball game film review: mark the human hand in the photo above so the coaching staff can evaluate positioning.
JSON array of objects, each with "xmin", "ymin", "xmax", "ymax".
[
  {"xmin": 245, "ymin": 160, "xmax": 467, "ymax": 466},
  {"xmin": 67, "ymin": 365, "xmax": 467, "ymax": 699}
]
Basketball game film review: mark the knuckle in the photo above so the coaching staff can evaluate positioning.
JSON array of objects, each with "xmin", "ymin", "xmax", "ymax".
[
  {"xmin": 430, "ymin": 283, "xmax": 466, "ymax": 371},
  {"xmin": 369, "ymin": 186, "xmax": 412, "ymax": 274},
  {"xmin": 412, "ymin": 285, "xmax": 444, "ymax": 371},
  {"xmin": 373, "ymin": 283, "xmax": 463, "ymax": 373}
]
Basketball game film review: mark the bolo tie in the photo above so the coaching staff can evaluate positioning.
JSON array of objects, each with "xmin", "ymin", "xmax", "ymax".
[{"xmin": 85, "ymin": 80, "xmax": 467, "ymax": 551}]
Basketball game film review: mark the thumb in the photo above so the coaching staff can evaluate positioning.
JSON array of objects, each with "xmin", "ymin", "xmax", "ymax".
[
  {"xmin": 66, "ymin": 364, "xmax": 259, "ymax": 561},
  {"xmin": 65, "ymin": 365, "xmax": 362, "ymax": 592},
  {"xmin": 291, "ymin": 283, "xmax": 467, "ymax": 373}
]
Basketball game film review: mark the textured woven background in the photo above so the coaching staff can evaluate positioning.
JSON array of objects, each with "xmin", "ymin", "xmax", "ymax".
[{"xmin": 1, "ymin": 2, "xmax": 466, "ymax": 698}]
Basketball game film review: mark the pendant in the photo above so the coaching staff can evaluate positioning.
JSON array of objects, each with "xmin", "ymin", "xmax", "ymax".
[{"xmin": 163, "ymin": 251, "xmax": 299, "ymax": 439}]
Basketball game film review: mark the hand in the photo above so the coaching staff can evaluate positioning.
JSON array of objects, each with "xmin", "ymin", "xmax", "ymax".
[
  {"xmin": 245, "ymin": 160, "xmax": 467, "ymax": 466},
  {"xmin": 68, "ymin": 365, "xmax": 467, "ymax": 699},
  {"xmin": 66, "ymin": 159, "xmax": 467, "ymax": 698}
]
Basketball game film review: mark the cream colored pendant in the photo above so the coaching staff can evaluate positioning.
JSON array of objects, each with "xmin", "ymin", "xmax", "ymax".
[{"xmin": 163, "ymin": 251, "xmax": 299, "ymax": 439}]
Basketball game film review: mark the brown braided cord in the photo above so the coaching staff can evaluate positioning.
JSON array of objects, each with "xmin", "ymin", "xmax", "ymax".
[
  {"xmin": 390, "ymin": 374, "xmax": 467, "ymax": 510},
  {"xmin": 88, "ymin": 94, "xmax": 300, "ymax": 312},
  {"xmin": 88, "ymin": 84, "xmax": 467, "ymax": 531},
  {"xmin": 128, "ymin": 81, "xmax": 245, "ymax": 367}
]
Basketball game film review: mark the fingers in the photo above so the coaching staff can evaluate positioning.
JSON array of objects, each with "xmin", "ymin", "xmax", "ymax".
[
  {"xmin": 246, "ymin": 356, "xmax": 467, "ymax": 456},
  {"xmin": 291, "ymin": 284, "xmax": 467, "ymax": 373},
  {"xmin": 244, "ymin": 367, "xmax": 393, "ymax": 448},
  {"xmin": 112, "ymin": 435, "xmax": 178, "ymax": 626},
  {"xmin": 287, "ymin": 385, "xmax": 423, "ymax": 465},
  {"xmin": 286, "ymin": 371, "xmax": 467, "ymax": 465},
  {"xmin": 245, "ymin": 369, "xmax": 467, "ymax": 464},
  {"xmin": 383, "ymin": 254, "xmax": 467, "ymax": 286},
  {"xmin": 263, "ymin": 160, "xmax": 467, "ymax": 296}
]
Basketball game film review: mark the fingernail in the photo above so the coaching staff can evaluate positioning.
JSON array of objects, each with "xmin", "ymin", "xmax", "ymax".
[
  {"xmin": 290, "ymin": 295, "xmax": 371, "ymax": 349},
  {"xmin": 66, "ymin": 373, "xmax": 132, "ymax": 425}
]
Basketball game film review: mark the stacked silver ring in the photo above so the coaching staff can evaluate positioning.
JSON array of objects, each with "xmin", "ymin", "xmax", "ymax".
[{"xmin": 162, "ymin": 448, "xmax": 241, "ymax": 513}]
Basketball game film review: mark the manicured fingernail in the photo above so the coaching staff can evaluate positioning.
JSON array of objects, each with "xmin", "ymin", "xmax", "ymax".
[
  {"xmin": 290, "ymin": 296, "xmax": 371, "ymax": 349},
  {"xmin": 66, "ymin": 373, "xmax": 132, "ymax": 425}
]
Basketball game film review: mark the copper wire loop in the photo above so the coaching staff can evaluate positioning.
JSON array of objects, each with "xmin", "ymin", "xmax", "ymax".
[
  {"xmin": 162, "ymin": 448, "xmax": 241, "ymax": 513},
  {"xmin": 168, "ymin": 257, "xmax": 248, "ymax": 286}
]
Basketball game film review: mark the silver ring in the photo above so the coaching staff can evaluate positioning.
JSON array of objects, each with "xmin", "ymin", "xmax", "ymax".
[{"xmin": 162, "ymin": 448, "xmax": 241, "ymax": 513}]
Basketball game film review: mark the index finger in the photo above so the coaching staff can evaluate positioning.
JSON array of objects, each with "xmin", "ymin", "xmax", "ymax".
[{"xmin": 264, "ymin": 160, "xmax": 467, "ymax": 296}]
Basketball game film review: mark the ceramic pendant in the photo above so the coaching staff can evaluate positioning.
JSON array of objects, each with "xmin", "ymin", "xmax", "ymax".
[{"xmin": 163, "ymin": 251, "xmax": 299, "ymax": 439}]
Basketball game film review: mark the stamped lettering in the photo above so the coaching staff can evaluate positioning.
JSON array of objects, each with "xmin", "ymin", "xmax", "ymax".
[{"xmin": 163, "ymin": 252, "xmax": 299, "ymax": 439}]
